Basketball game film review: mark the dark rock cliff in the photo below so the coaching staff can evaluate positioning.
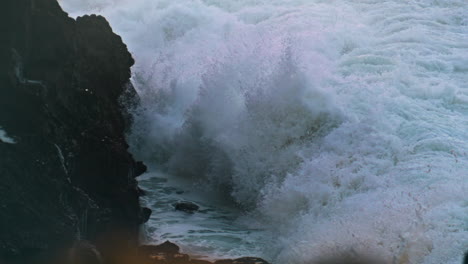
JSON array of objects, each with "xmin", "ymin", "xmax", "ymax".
[{"xmin": 0, "ymin": 0, "xmax": 148, "ymax": 263}]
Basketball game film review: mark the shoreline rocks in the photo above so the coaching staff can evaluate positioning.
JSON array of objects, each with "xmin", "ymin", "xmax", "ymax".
[
  {"xmin": 0, "ymin": 1, "xmax": 269, "ymax": 264},
  {"xmin": 138, "ymin": 241, "xmax": 270, "ymax": 264},
  {"xmin": 0, "ymin": 0, "xmax": 148, "ymax": 262}
]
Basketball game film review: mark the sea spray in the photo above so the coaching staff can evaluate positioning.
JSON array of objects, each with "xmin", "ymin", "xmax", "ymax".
[
  {"xmin": 60, "ymin": 0, "xmax": 468, "ymax": 263},
  {"xmin": 0, "ymin": 127, "xmax": 16, "ymax": 144}
]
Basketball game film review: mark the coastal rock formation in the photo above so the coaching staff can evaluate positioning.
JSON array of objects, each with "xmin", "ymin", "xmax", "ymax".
[
  {"xmin": 138, "ymin": 241, "xmax": 270, "ymax": 264},
  {"xmin": 0, "ymin": 0, "xmax": 148, "ymax": 263},
  {"xmin": 0, "ymin": 1, "xmax": 271, "ymax": 264}
]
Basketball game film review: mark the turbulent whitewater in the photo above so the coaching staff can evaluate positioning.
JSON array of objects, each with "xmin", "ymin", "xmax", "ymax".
[{"xmin": 60, "ymin": 0, "xmax": 468, "ymax": 263}]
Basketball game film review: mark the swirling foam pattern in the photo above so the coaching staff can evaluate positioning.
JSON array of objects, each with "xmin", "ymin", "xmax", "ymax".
[{"xmin": 60, "ymin": 0, "xmax": 468, "ymax": 263}]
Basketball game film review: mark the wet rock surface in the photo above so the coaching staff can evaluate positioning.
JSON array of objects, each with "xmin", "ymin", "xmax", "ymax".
[
  {"xmin": 0, "ymin": 0, "xmax": 146, "ymax": 263},
  {"xmin": 173, "ymin": 201, "xmax": 200, "ymax": 213},
  {"xmin": 0, "ymin": 1, "xmax": 269, "ymax": 264},
  {"xmin": 138, "ymin": 241, "xmax": 270, "ymax": 264}
]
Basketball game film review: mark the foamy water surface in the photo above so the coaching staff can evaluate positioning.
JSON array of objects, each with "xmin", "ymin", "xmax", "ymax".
[{"xmin": 60, "ymin": 1, "xmax": 468, "ymax": 263}]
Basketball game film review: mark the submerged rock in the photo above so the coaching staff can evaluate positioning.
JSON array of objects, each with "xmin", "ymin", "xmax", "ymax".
[{"xmin": 173, "ymin": 201, "xmax": 200, "ymax": 213}]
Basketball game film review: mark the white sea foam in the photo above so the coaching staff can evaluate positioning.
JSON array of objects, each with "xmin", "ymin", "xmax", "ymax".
[
  {"xmin": 60, "ymin": 0, "xmax": 468, "ymax": 263},
  {"xmin": 0, "ymin": 127, "xmax": 16, "ymax": 144}
]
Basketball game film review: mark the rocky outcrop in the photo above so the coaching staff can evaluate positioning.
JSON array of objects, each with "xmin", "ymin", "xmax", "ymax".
[
  {"xmin": 0, "ymin": 0, "xmax": 148, "ymax": 263},
  {"xmin": 137, "ymin": 241, "xmax": 270, "ymax": 264}
]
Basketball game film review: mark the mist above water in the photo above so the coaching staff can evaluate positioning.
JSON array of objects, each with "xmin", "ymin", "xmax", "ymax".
[{"xmin": 60, "ymin": 1, "xmax": 468, "ymax": 263}]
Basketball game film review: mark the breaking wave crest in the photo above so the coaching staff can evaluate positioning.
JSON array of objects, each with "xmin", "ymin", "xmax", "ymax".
[{"xmin": 60, "ymin": 0, "xmax": 468, "ymax": 263}]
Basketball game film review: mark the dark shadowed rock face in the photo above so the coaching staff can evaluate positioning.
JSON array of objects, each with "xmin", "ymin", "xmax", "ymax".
[{"xmin": 0, "ymin": 0, "xmax": 149, "ymax": 263}]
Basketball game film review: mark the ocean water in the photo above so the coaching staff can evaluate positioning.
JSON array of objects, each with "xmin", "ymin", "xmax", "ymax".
[
  {"xmin": 136, "ymin": 171, "xmax": 267, "ymax": 260},
  {"xmin": 0, "ymin": 127, "xmax": 15, "ymax": 144},
  {"xmin": 60, "ymin": 0, "xmax": 468, "ymax": 263}
]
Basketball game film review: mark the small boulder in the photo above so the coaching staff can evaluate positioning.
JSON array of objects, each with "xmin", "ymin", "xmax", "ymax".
[
  {"xmin": 139, "ymin": 241, "xmax": 180, "ymax": 256},
  {"xmin": 173, "ymin": 201, "xmax": 199, "ymax": 213}
]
